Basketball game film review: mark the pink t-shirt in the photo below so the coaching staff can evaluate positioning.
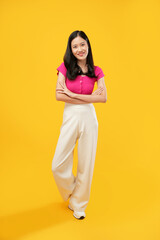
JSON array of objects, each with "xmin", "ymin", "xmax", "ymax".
[{"xmin": 56, "ymin": 62, "xmax": 105, "ymax": 95}]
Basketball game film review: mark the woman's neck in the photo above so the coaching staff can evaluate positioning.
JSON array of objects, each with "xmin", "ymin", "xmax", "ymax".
[{"xmin": 77, "ymin": 59, "xmax": 87, "ymax": 69}]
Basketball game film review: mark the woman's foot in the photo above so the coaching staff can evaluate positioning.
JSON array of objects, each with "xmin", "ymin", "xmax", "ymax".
[
  {"xmin": 68, "ymin": 204, "xmax": 86, "ymax": 219},
  {"xmin": 73, "ymin": 211, "xmax": 86, "ymax": 220}
]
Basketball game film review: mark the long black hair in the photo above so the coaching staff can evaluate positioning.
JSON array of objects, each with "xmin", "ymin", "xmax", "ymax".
[{"xmin": 63, "ymin": 30, "xmax": 97, "ymax": 80}]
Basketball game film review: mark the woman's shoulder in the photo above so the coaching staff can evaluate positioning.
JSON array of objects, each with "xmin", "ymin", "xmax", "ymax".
[
  {"xmin": 94, "ymin": 65, "xmax": 103, "ymax": 73},
  {"xmin": 58, "ymin": 62, "xmax": 67, "ymax": 69},
  {"xmin": 94, "ymin": 65, "xmax": 105, "ymax": 80},
  {"xmin": 57, "ymin": 62, "xmax": 67, "ymax": 77}
]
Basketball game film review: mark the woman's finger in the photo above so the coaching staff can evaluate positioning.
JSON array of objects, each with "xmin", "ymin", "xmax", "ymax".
[
  {"xmin": 97, "ymin": 89, "xmax": 103, "ymax": 94},
  {"xmin": 56, "ymin": 87, "xmax": 65, "ymax": 91},
  {"xmin": 59, "ymin": 82, "xmax": 64, "ymax": 88},
  {"xmin": 56, "ymin": 89, "xmax": 64, "ymax": 92}
]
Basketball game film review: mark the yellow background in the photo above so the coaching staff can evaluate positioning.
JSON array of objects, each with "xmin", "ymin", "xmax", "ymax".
[{"xmin": 0, "ymin": 0, "xmax": 160, "ymax": 239}]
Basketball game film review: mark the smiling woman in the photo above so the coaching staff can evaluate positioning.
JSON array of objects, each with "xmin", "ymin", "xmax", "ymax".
[
  {"xmin": 51, "ymin": 30, "xmax": 107, "ymax": 220},
  {"xmin": 71, "ymin": 39, "xmax": 88, "ymax": 61}
]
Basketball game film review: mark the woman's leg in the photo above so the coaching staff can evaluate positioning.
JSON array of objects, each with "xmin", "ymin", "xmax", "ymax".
[
  {"xmin": 52, "ymin": 109, "xmax": 79, "ymax": 201},
  {"xmin": 69, "ymin": 105, "xmax": 98, "ymax": 212}
]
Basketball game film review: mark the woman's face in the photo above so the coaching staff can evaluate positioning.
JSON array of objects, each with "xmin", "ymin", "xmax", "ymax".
[{"xmin": 71, "ymin": 36, "xmax": 89, "ymax": 61}]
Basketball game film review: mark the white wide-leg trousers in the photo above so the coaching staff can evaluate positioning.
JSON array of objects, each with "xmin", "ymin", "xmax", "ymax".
[{"xmin": 51, "ymin": 102, "xmax": 98, "ymax": 212}]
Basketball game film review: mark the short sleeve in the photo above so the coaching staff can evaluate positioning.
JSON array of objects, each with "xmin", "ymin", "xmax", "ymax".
[
  {"xmin": 95, "ymin": 66, "xmax": 105, "ymax": 81},
  {"xmin": 56, "ymin": 62, "xmax": 67, "ymax": 78}
]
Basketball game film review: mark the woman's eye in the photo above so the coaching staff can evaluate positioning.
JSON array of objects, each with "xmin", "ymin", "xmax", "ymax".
[{"xmin": 73, "ymin": 44, "xmax": 85, "ymax": 48}]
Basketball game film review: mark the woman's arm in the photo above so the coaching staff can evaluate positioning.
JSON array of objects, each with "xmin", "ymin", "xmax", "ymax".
[
  {"xmin": 57, "ymin": 93, "xmax": 90, "ymax": 104},
  {"xmin": 56, "ymin": 72, "xmax": 89, "ymax": 104},
  {"xmin": 73, "ymin": 77, "xmax": 107, "ymax": 103},
  {"xmin": 57, "ymin": 85, "xmax": 105, "ymax": 104},
  {"xmin": 72, "ymin": 92, "xmax": 106, "ymax": 103},
  {"xmin": 56, "ymin": 72, "xmax": 107, "ymax": 103},
  {"xmin": 57, "ymin": 77, "xmax": 107, "ymax": 103}
]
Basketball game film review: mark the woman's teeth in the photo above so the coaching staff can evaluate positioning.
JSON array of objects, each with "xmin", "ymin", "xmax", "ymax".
[{"xmin": 78, "ymin": 53, "xmax": 84, "ymax": 56}]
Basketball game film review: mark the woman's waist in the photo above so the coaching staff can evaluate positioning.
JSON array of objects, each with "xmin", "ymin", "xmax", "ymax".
[
  {"xmin": 64, "ymin": 102, "xmax": 95, "ymax": 111},
  {"xmin": 65, "ymin": 102, "xmax": 93, "ymax": 107}
]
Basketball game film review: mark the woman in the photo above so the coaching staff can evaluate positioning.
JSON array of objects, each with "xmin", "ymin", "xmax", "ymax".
[{"xmin": 52, "ymin": 30, "xmax": 107, "ymax": 220}]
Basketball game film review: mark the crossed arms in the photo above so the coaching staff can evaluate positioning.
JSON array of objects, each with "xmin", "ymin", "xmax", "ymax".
[{"xmin": 56, "ymin": 72, "xmax": 107, "ymax": 104}]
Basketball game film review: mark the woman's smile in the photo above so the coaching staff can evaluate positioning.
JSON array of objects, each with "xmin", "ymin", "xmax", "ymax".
[{"xmin": 78, "ymin": 52, "xmax": 85, "ymax": 56}]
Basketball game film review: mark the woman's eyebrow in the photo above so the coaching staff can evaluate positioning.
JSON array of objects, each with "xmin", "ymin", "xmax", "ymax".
[{"xmin": 72, "ymin": 41, "xmax": 85, "ymax": 47}]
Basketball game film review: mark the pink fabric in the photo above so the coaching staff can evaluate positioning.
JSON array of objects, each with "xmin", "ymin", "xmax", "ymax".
[{"xmin": 56, "ymin": 62, "xmax": 105, "ymax": 95}]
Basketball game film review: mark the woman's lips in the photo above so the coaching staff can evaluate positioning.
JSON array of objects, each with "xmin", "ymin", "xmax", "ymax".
[{"xmin": 78, "ymin": 52, "xmax": 85, "ymax": 56}]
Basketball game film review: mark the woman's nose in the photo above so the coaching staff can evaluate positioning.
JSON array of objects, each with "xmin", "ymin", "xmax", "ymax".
[{"xmin": 77, "ymin": 47, "xmax": 82, "ymax": 52}]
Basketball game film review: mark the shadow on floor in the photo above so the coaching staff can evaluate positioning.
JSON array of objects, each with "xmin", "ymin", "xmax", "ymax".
[{"xmin": 0, "ymin": 201, "xmax": 72, "ymax": 240}]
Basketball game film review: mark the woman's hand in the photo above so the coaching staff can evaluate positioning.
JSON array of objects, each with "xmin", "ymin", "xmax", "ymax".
[
  {"xmin": 56, "ymin": 81, "xmax": 75, "ymax": 98},
  {"xmin": 92, "ymin": 86, "xmax": 104, "ymax": 95}
]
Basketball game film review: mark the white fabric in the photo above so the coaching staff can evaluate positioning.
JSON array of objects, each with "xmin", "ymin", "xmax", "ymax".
[{"xmin": 52, "ymin": 102, "xmax": 98, "ymax": 212}]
